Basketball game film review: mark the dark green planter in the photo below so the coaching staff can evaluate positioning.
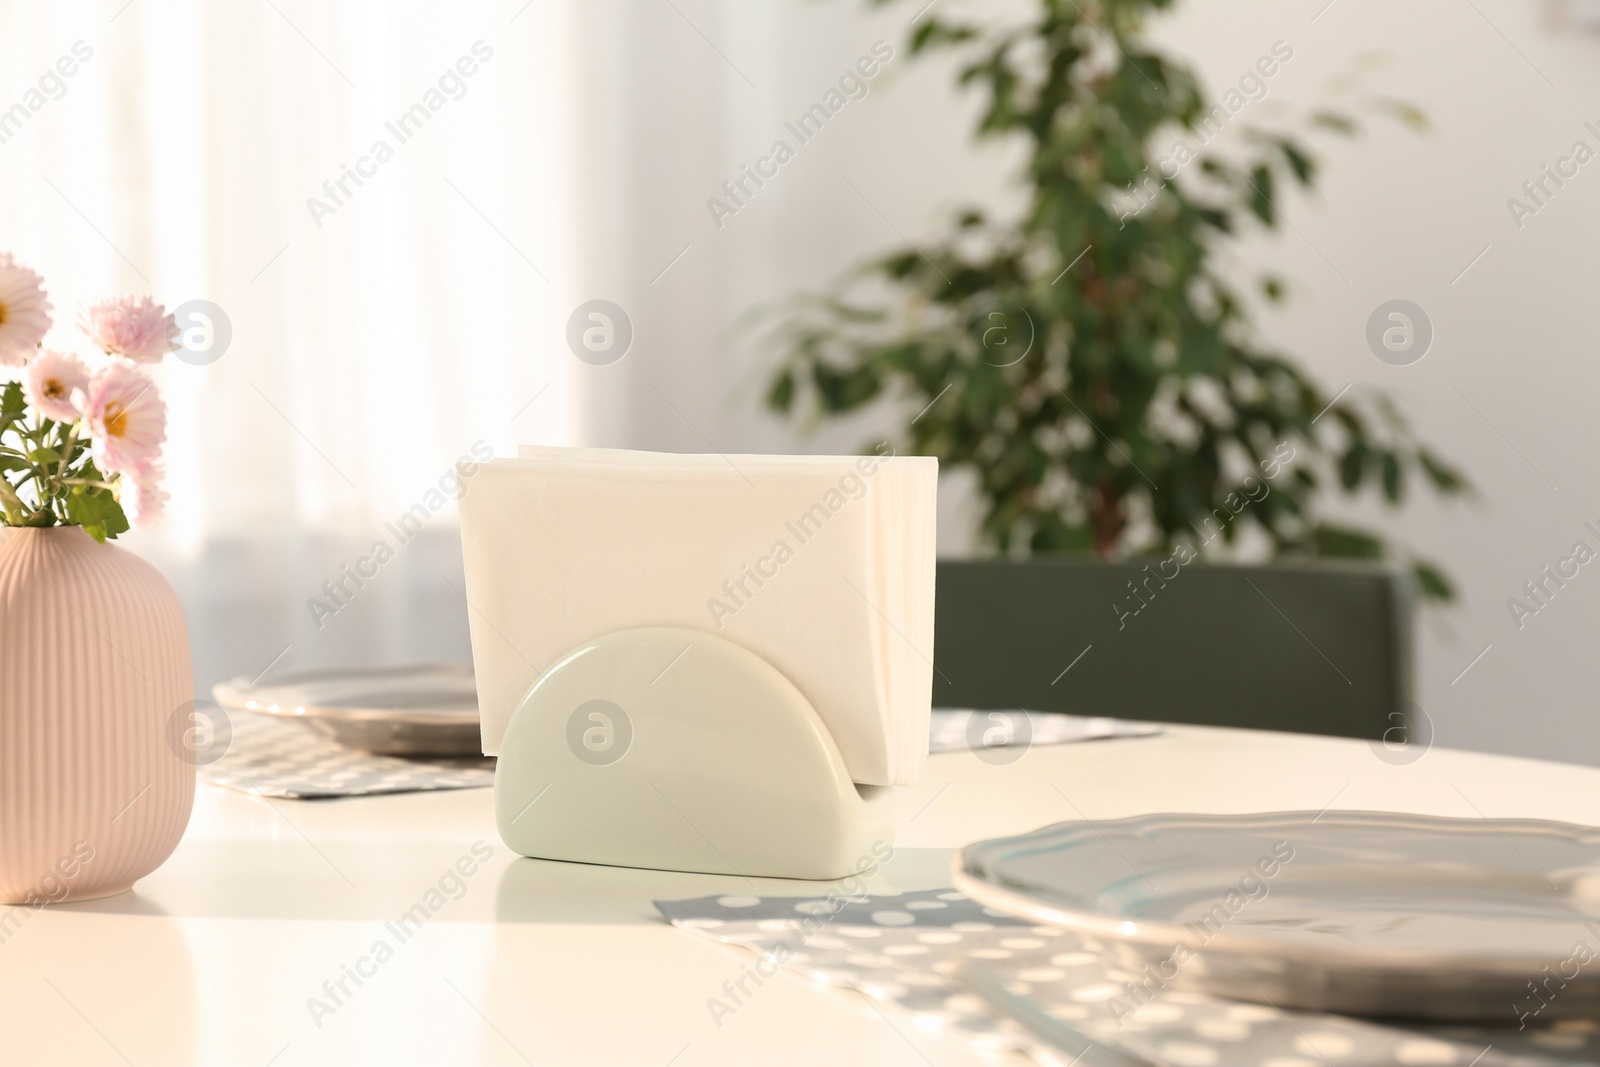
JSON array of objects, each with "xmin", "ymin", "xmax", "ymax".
[{"xmin": 932, "ymin": 558, "xmax": 1413, "ymax": 741}]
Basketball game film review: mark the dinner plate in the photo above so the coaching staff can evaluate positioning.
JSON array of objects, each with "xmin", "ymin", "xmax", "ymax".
[
  {"xmin": 954, "ymin": 810, "xmax": 1600, "ymax": 1022},
  {"xmin": 212, "ymin": 663, "xmax": 482, "ymax": 756}
]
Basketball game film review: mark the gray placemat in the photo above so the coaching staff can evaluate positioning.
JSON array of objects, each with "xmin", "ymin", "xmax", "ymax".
[
  {"xmin": 656, "ymin": 889, "xmax": 1598, "ymax": 1067},
  {"xmin": 199, "ymin": 713, "xmax": 495, "ymax": 798},
  {"xmin": 928, "ymin": 709, "xmax": 1162, "ymax": 754},
  {"xmin": 199, "ymin": 708, "xmax": 1158, "ymax": 799}
]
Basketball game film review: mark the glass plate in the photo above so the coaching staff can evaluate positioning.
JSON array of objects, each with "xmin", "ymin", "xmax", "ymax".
[
  {"xmin": 212, "ymin": 663, "xmax": 481, "ymax": 756},
  {"xmin": 954, "ymin": 810, "xmax": 1600, "ymax": 1023}
]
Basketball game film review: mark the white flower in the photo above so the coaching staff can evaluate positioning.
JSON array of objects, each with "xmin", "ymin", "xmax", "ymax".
[{"xmin": 0, "ymin": 254, "xmax": 52, "ymax": 367}]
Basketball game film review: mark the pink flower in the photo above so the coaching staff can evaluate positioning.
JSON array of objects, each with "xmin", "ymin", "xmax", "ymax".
[
  {"xmin": 84, "ymin": 361, "xmax": 165, "ymax": 475},
  {"xmin": 0, "ymin": 254, "xmax": 52, "ymax": 367},
  {"xmin": 77, "ymin": 295, "xmax": 177, "ymax": 364},
  {"xmin": 23, "ymin": 348, "xmax": 89, "ymax": 423},
  {"xmin": 118, "ymin": 464, "xmax": 167, "ymax": 526}
]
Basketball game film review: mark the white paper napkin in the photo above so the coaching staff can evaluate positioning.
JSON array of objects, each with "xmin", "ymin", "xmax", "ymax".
[{"xmin": 458, "ymin": 446, "xmax": 937, "ymax": 786}]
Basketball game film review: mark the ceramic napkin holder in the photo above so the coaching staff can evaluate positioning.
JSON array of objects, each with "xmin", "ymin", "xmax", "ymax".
[{"xmin": 494, "ymin": 626, "xmax": 896, "ymax": 880}]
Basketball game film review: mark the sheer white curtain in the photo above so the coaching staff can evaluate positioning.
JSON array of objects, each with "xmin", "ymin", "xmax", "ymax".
[
  {"xmin": 0, "ymin": 0, "xmax": 574, "ymax": 554},
  {"xmin": 0, "ymin": 0, "xmax": 954, "ymax": 682}
]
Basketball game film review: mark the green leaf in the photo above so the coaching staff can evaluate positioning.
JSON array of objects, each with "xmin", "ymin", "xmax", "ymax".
[
  {"xmin": 26, "ymin": 447, "xmax": 60, "ymax": 466},
  {"xmin": 1380, "ymin": 452, "xmax": 1401, "ymax": 503},
  {"xmin": 1418, "ymin": 449, "xmax": 1466, "ymax": 493},
  {"xmin": 1339, "ymin": 444, "xmax": 1367, "ymax": 490},
  {"xmin": 910, "ymin": 18, "xmax": 977, "ymax": 55},
  {"xmin": 1281, "ymin": 142, "xmax": 1314, "ymax": 184},
  {"xmin": 1413, "ymin": 561, "xmax": 1454, "ymax": 601},
  {"xmin": 1, "ymin": 381, "xmax": 23, "ymax": 418},
  {"xmin": 1247, "ymin": 165, "xmax": 1274, "ymax": 225},
  {"xmin": 64, "ymin": 483, "xmax": 129, "ymax": 542},
  {"xmin": 1312, "ymin": 524, "xmax": 1384, "ymax": 560},
  {"xmin": 766, "ymin": 370, "xmax": 796, "ymax": 413},
  {"xmin": 1373, "ymin": 97, "xmax": 1428, "ymax": 133},
  {"xmin": 1310, "ymin": 110, "xmax": 1357, "ymax": 135}
]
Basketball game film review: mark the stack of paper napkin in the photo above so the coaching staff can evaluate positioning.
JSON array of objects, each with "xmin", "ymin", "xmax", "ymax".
[{"xmin": 458, "ymin": 445, "xmax": 938, "ymax": 786}]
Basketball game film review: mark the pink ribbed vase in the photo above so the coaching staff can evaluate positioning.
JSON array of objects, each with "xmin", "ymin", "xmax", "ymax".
[{"xmin": 0, "ymin": 527, "xmax": 194, "ymax": 905}]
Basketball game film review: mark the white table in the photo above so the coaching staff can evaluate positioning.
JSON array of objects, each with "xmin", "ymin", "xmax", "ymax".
[{"xmin": 3, "ymin": 723, "xmax": 1596, "ymax": 1066}]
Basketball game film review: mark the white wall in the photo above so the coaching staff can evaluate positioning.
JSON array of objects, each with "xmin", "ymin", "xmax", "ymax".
[{"xmin": 563, "ymin": 0, "xmax": 1600, "ymax": 767}]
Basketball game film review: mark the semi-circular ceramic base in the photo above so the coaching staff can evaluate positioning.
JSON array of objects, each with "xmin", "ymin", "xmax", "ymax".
[{"xmin": 495, "ymin": 627, "xmax": 894, "ymax": 880}]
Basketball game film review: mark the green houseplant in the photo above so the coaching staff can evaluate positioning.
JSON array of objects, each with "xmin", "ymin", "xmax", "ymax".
[{"xmin": 767, "ymin": 0, "xmax": 1466, "ymax": 597}]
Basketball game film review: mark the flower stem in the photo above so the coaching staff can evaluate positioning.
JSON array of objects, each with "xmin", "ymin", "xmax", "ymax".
[{"xmin": 0, "ymin": 475, "xmax": 27, "ymax": 525}]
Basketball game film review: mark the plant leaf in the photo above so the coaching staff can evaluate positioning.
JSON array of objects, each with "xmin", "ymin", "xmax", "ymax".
[
  {"xmin": 1313, "ymin": 524, "xmax": 1384, "ymax": 559},
  {"xmin": 1381, "ymin": 452, "xmax": 1401, "ymax": 503},
  {"xmin": 1247, "ymin": 165, "xmax": 1275, "ymax": 224},
  {"xmin": 64, "ymin": 483, "xmax": 129, "ymax": 542},
  {"xmin": 1339, "ymin": 444, "xmax": 1367, "ymax": 491},
  {"xmin": 1414, "ymin": 561, "xmax": 1454, "ymax": 601},
  {"xmin": 766, "ymin": 370, "xmax": 796, "ymax": 412},
  {"xmin": 1281, "ymin": 141, "xmax": 1314, "ymax": 184},
  {"xmin": 1418, "ymin": 449, "xmax": 1466, "ymax": 493}
]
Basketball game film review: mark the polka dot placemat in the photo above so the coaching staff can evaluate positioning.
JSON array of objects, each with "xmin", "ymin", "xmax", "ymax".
[
  {"xmin": 196, "ymin": 708, "xmax": 1153, "ymax": 800},
  {"xmin": 199, "ymin": 712, "xmax": 496, "ymax": 799},
  {"xmin": 655, "ymin": 889, "xmax": 1599, "ymax": 1067}
]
